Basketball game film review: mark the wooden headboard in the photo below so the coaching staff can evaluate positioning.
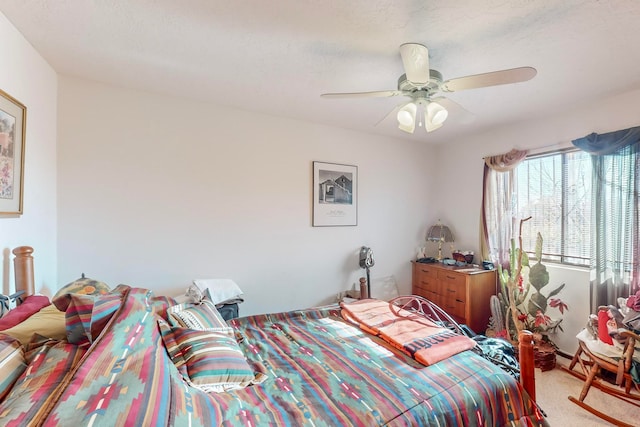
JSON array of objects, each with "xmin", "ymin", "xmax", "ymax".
[{"xmin": 12, "ymin": 246, "xmax": 35, "ymax": 297}]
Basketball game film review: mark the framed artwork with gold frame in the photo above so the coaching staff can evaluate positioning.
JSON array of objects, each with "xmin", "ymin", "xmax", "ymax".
[{"xmin": 0, "ymin": 89, "xmax": 26, "ymax": 215}]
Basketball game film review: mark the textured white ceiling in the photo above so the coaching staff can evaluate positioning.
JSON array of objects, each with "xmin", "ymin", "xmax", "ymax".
[{"xmin": 1, "ymin": 0, "xmax": 640, "ymax": 144}]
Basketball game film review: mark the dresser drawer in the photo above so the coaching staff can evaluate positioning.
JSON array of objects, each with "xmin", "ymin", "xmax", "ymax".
[
  {"xmin": 415, "ymin": 264, "xmax": 438, "ymax": 279},
  {"xmin": 437, "ymin": 269, "xmax": 466, "ymax": 287},
  {"xmin": 414, "ymin": 267, "xmax": 438, "ymax": 290},
  {"xmin": 440, "ymin": 297, "xmax": 465, "ymax": 320},
  {"xmin": 436, "ymin": 270, "xmax": 463, "ymax": 299},
  {"xmin": 439, "ymin": 283, "xmax": 462, "ymax": 302}
]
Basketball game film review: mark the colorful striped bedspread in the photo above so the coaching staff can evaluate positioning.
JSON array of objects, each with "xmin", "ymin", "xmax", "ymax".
[{"xmin": 0, "ymin": 287, "xmax": 548, "ymax": 426}]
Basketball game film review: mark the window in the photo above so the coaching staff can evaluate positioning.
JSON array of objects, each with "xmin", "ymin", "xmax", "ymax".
[{"xmin": 514, "ymin": 149, "xmax": 592, "ymax": 266}]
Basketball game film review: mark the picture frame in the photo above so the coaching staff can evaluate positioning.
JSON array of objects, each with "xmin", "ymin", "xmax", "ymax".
[
  {"xmin": 0, "ymin": 88, "xmax": 26, "ymax": 215},
  {"xmin": 312, "ymin": 161, "xmax": 357, "ymax": 227}
]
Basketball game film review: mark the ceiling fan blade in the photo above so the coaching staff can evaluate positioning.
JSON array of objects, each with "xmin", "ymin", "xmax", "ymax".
[
  {"xmin": 399, "ymin": 43, "xmax": 430, "ymax": 85},
  {"xmin": 375, "ymin": 101, "xmax": 408, "ymax": 127},
  {"xmin": 435, "ymin": 97, "xmax": 476, "ymax": 125},
  {"xmin": 321, "ymin": 90, "xmax": 402, "ymax": 99},
  {"xmin": 441, "ymin": 66, "xmax": 537, "ymax": 92}
]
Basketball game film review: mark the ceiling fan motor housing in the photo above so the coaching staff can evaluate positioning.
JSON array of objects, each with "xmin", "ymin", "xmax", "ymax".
[{"xmin": 398, "ymin": 69, "xmax": 443, "ymax": 95}]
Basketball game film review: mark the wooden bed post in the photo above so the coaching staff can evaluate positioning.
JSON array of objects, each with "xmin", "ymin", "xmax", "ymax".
[
  {"xmin": 12, "ymin": 246, "xmax": 35, "ymax": 296},
  {"xmin": 519, "ymin": 330, "xmax": 536, "ymax": 401}
]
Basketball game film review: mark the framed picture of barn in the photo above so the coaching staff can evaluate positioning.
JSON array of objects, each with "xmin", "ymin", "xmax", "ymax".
[
  {"xmin": 0, "ymin": 89, "xmax": 26, "ymax": 215},
  {"xmin": 312, "ymin": 161, "xmax": 357, "ymax": 226}
]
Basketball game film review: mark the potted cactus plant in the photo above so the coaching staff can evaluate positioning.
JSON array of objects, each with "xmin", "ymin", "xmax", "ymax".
[
  {"xmin": 488, "ymin": 218, "xmax": 568, "ymax": 369},
  {"xmin": 525, "ymin": 233, "xmax": 568, "ymax": 339}
]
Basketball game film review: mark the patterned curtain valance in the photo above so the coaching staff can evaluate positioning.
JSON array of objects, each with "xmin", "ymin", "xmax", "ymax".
[
  {"xmin": 572, "ymin": 126, "xmax": 640, "ymax": 155},
  {"xmin": 484, "ymin": 149, "xmax": 528, "ymax": 172}
]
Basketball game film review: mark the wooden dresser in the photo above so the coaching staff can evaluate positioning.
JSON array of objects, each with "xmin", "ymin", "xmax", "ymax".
[{"xmin": 411, "ymin": 261, "xmax": 496, "ymax": 334}]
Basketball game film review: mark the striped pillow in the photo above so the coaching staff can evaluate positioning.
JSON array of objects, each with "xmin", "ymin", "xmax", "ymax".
[
  {"xmin": 168, "ymin": 300, "xmax": 232, "ymax": 336},
  {"xmin": 158, "ymin": 320, "xmax": 265, "ymax": 393},
  {"xmin": 0, "ymin": 335, "xmax": 27, "ymax": 401}
]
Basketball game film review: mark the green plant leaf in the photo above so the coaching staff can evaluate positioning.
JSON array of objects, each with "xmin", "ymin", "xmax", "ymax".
[
  {"xmin": 535, "ymin": 232, "xmax": 543, "ymax": 260},
  {"xmin": 529, "ymin": 262, "xmax": 548, "ymax": 291},
  {"xmin": 527, "ymin": 291, "xmax": 547, "ymax": 316},
  {"xmin": 500, "ymin": 269, "xmax": 510, "ymax": 287},
  {"xmin": 498, "ymin": 264, "xmax": 506, "ymax": 285},
  {"xmin": 547, "ymin": 283, "xmax": 566, "ymax": 298},
  {"xmin": 509, "ymin": 239, "xmax": 517, "ymax": 280},
  {"xmin": 498, "ymin": 292, "xmax": 509, "ymax": 309}
]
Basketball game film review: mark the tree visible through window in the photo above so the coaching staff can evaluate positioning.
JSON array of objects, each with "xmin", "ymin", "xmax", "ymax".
[{"xmin": 514, "ymin": 149, "xmax": 592, "ymax": 266}]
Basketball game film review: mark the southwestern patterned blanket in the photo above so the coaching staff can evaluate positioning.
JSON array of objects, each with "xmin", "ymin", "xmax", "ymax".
[
  {"xmin": 0, "ymin": 286, "xmax": 548, "ymax": 426},
  {"xmin": 340, "ymin": 298, "xmax": 477, "ymax": 366}
]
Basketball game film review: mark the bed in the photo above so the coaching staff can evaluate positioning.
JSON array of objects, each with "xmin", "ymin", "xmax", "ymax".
[{"xmin": 0, "ymin": 246, "xmax": 547, "ymax": 426}]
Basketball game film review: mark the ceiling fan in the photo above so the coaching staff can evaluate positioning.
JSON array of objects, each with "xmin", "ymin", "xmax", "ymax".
[{"xmin": 321, "ymin": 43, "xmax": 537, "ymax": 134}]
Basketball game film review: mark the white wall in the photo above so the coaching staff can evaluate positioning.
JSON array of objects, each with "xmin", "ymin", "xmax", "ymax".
[
  {"xmin": 0, "ymin": 13, "xmax": 57, "ymax": 296},
  {"xmin": 57, "ymin": 76, "xmax": 435, "ymax": 316},
  {"xmin": 434, "ymin": 89, "xmax": 640, "ymax": 354}
]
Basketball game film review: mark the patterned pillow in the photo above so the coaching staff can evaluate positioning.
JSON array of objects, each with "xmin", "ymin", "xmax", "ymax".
[
  {"xmin": 0, "ymin": 334, "xmax": 27, "ymax": 401},
  {"xmin": 1, "ymin": 305, "xmax": 67, "ymax": 345},
  {"xmin": 52, "ymin": 275, "xmax": 110, "ymax": 308},
  {"xmin": 53, "ymin": 287, "xmax": 123, "ymax": 346},
  {"xmin": 168, "ymin": 300, "xmax": 233, "ymax": 336},
  {"xmin": 157, "ymin": 319, "xmax": 265, "ymax": 393},
  {"xmin": 150, "ymin": 295, "xmax": 178, "ymax": 319},
  {"xmin": 0, "ymin": 295, "xmax": 51, "ymax": 331}
]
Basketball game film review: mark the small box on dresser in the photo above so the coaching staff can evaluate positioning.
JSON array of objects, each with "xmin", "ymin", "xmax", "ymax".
[{"xmin": 411, "ymin": 261, "xmax": 496, "ymax": 334}]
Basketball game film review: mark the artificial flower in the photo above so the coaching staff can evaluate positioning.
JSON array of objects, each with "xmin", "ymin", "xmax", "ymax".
[{"xmin": 549, "ymin": 298, "xmax": 568, "ymax": 314}]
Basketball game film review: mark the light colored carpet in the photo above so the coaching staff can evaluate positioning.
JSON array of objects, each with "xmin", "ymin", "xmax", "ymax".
[{"xmin": 535, "ymin": 357, "xmax": 640, "ymax": 426}]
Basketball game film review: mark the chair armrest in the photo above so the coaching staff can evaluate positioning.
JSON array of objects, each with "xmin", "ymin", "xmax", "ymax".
[
  {"xmin": 618, "ymin": 329, "xmax": 640, "ymax": 341},
  {"xmin": 616, "ymin": 329, "xmax": 639, "ymax": 376}
]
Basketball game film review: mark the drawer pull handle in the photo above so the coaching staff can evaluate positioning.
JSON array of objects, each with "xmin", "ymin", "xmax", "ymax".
[
  {"xmin": 447, "ymin": 289, "xmax": 455, "ymax": 293},
  {"xmin": 446, "ymin": 275, "xmax": 456, "ymax": 280}
]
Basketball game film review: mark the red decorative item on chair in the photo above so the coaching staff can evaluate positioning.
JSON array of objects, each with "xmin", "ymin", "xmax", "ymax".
[{"xmin": 597, "ymin": 309, "xmax": 614, "ymax": 345}]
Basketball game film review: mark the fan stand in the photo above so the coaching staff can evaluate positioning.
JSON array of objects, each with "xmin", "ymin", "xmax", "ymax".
[{"xmin": 363, "ymin": 266, "xmax": 371, "ymax": 299}]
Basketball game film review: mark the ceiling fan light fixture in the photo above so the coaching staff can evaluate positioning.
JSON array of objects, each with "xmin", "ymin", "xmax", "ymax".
[
  {"xmin": 397, "ymin": 102, "xmax": 417, "ymax": 133},
  {"xmin": 425, "ymin": 115, "xmax": 443, "ymax": 132},
  {"xmin": 427, "ymin": 101, "xmax": 448, "ymax": 126}
]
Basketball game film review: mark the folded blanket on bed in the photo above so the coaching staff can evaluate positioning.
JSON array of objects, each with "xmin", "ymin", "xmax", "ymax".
[
  {"xmin": 192, "ymin": 279, "xmax": 244, "ymax": 306},
  {"xmin": 340, "ymin": 299, "xmax": 476, "ymax": 366}
]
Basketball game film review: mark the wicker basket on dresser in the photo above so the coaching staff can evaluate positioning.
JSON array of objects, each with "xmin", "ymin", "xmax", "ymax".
[{"xmin": 411, "ymin": 261, "xmax": 497, "ymax": 334}]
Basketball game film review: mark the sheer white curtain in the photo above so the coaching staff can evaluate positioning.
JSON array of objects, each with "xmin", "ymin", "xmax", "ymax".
[{"xmin": 480, "ymin": 149, "xmax": 528, "ymax": 267}]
